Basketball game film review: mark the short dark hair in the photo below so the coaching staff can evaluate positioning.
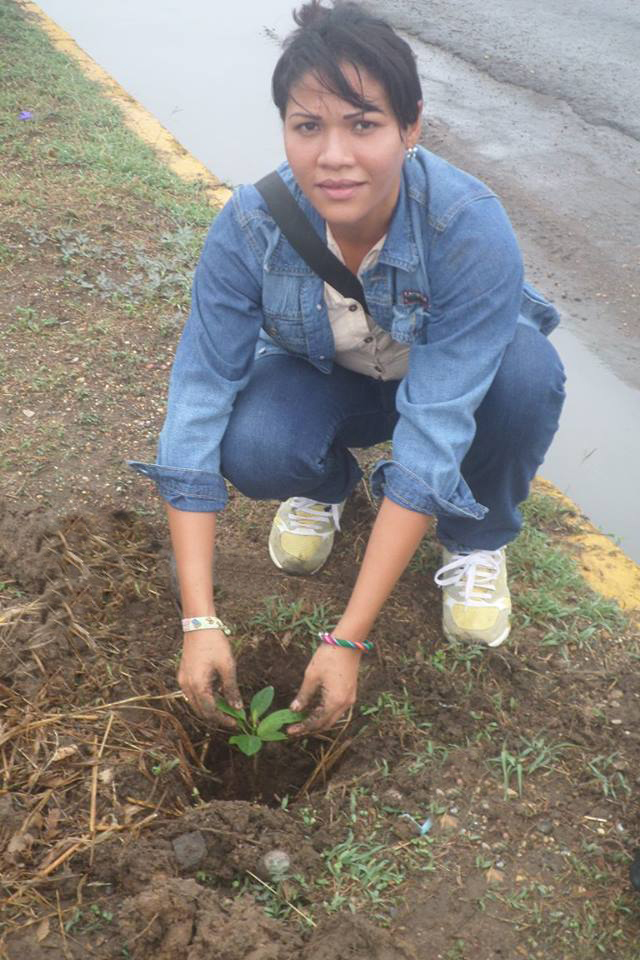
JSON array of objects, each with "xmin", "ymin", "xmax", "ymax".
[{"xmin": 272, "ymin": 1, "xmax": 422, "ymax": 129}]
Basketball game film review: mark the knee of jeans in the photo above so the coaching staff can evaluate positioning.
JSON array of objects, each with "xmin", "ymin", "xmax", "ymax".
[
  {"xmin": 503, "ymin": 326, "xmax": 565, "ymax": 406},
  {"xmin": 220, "ymin": 418, "xmax": 323, "ymax": 497}
]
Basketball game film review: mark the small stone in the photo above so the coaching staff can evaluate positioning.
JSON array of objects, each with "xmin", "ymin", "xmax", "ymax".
[
  {"xmin": 262, "ymin": 849, "xmax": 291, "ymax": 879},
  {"xmin": 537, "ymin": 820, "xmax": 553, "ymax": 835},
  {"xmin": 486, "ymin": 867, "xmax": 505, "ymax": 886},
  {"xmin": 22, "ymin": 409, "xmax": 35, "ymax": 418},
  {"xmin": 172, "ymin": 831, "xmax": 207, "ymax": 871}
]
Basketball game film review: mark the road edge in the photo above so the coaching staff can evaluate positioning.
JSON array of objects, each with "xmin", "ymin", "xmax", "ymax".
[
  {"xmin": 17, "ymin": 0, "xmax": 233, "ymax": 208},
  {"xmin": 21, "ymin": 0, "xmax": 639, "ymax": 616}
]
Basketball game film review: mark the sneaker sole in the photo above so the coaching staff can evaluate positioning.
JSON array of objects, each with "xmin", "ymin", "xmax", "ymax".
[
  {"xmin": 268, "ymin": 538, "xmax": 326, "ymax": 577},
  {"xmin": 443, "ymin": 623, "xmax": 510, "ymax": 648}
]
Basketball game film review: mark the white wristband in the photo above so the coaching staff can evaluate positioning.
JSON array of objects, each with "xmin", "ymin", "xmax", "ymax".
[{"xmin": 182, "ymin": 616, "xmax": 231, "ymax": 635}]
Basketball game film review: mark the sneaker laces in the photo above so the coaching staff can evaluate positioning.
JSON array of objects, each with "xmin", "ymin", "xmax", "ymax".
[
  {"xmin": 283, "ymin": 498, "xmax": 342, "ymax": 538},
  {"xmin": 434, "ymin": 550, "xmax": 502, "ymax": 607}
]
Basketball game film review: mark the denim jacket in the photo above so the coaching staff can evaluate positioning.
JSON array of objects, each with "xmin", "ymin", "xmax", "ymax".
[{"xmin": 130, "ymin": 147, "xmax": 559, "ymax": 518}]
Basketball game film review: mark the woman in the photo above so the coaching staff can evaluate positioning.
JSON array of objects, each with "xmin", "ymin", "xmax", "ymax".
[{"xmin": 131, "ymin": 1, "xmax": 565, "ymax": 734}]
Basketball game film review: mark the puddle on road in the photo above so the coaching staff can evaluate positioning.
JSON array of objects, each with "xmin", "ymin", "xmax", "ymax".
[
  {"xmin": 544, "ymin": 327, "xmax": 640, "ymax": 561},
  {"xmin": 36, "ymin": 0, "xmax": 640, "ymax": 561}
]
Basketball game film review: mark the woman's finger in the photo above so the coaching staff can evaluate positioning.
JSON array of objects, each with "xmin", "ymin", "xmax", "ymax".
[
  {"xmin": 289, "ymin": 667, "xmax": 320, "ymax": 714},
  {"xmin": 185, "ymin": 681, "xmax": 237, "ymax": 728},
  {"xmin": 219, "ymin": 663, "xmax": 243, "ymax": 712},
  {"xmin": 288, "ymin": 698, "xmax": 348, "ymax": 736}
]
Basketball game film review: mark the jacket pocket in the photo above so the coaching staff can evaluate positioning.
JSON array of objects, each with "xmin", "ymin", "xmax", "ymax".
[
  {"xmin": 261, "ymin": 316, "xmax": 308, "ymax": 354},
  {"xmin": 389, "ymin": 304, "xmax": 429, "ymax": 344}
]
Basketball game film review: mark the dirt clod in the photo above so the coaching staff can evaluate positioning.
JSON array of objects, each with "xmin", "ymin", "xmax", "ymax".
[{"xmin": 172, "ymin": 831, "xmax": 208, "ymax": 871}]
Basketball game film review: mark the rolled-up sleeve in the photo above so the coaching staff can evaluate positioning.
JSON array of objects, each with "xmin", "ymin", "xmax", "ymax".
[
  {"xmin": 129, "ymin": 194, "xmax": 264, "ymax": 511},
  {"xmin": 371, "ymin": 195, "xmax": 524, "ymax": 519}
]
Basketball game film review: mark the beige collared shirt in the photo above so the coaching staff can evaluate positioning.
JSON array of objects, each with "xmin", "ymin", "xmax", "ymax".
[{"xmin": 324, "ymin": 226, "xmax": 409, "ymax": 381}]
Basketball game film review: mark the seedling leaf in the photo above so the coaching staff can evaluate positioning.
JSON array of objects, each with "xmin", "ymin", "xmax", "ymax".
[
  {"xmin": 257, "ymin": 709, "xmax": 305, "ymax": 737},
  {"xmin": 259, "ymin": 731, "xmax": 288, "ymax": 742},
  {"xmin": 250, "ymin": 685, "xmax": 274, "ymax": 723},
  {"xmin": 229, "ymin": 734, "xmax": 262, "ymax": 757},
  {"xmin": 216, "ymin": 698, "xmax": 247, "ymax": 722}
]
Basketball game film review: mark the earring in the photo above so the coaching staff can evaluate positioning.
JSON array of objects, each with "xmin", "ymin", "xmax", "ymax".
[{"xmin": 406, "ymin": 144, "xmax": 418, "ymax": 160}]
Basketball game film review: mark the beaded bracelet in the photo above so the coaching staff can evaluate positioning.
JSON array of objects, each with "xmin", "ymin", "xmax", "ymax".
[
  {"xmin": 182, "ymin": 616, "xmax": 231, "ymax": 635},
  {"xmin": 320, "ymin": 631, "xmax": 374, "ymax": 653}
]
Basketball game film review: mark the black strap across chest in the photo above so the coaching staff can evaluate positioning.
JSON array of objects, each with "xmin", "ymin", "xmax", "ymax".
[{"xmin": 254, "ymin": 171, "xmax": 370, "ymax": 316}]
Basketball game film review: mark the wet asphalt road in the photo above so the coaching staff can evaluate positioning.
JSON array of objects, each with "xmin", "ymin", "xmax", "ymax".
[
  {"xmin": 369, "ymin": 0, "xmax": 640, "ymax": 139},
  {"xmin": 368, "ymin": 0, "xmax": 640, "ymax": 389}
]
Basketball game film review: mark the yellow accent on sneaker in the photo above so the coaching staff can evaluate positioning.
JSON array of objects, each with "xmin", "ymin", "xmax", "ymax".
[
  {"xmin": 268, "ymin": 497, "xmax": 345, "ymax": 575},
  {"xmin": 434, "ymin": 547, "xmax": 511, "ymax": 647}
]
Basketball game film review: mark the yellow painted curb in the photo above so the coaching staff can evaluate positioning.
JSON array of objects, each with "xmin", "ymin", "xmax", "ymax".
[
  {"xmin": 18, "ymin": 1, "xmax": 640, "ymax": 619},
  {"xmin": 17, "ymin": 0, "xmax": 232, "ymax": 209},
  {"xmin": 534, "ymin": 479, "xmax": 640, "ymax": 616}
]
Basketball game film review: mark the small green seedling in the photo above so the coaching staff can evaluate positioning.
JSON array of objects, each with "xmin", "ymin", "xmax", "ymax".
[{"xmin": 216, "ymin": 686, "xmax": 304, "ymax": 757}]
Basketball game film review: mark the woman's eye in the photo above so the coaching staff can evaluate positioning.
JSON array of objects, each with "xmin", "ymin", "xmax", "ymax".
[
  {"xmin": 296, "ymin": 121, "xmax": 318, "ymax": 133},
  {"xmin": 354, "ymin": 120, "xmax": 377, "ymax": 132}
]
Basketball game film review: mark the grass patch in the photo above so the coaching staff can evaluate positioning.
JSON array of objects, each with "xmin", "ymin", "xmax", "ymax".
[
  {"xmin": 0, "ymin": 3, "xmax": 214, "ymax": 225},
  {"xmin": 511, "ymin": 494, "xmax": 627, "ymax": 646}
]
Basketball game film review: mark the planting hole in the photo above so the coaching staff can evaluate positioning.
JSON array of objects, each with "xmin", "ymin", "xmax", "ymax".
[
  {"xmin": 199, "ymin": 736, "xmax": 322, "ymax": 805},
  {"xmin": 192, "ymin": 640, "xmax": 345, "ymax": 806}
]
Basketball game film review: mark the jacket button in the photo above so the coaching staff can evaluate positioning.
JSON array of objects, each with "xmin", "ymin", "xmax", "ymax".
[
  {"xmin": 364, "ymin": 335, "xmax": 373, "ymax": 343},
  {"xmin": 316, "ymin": 303, "xmax": 322, "ymax": 311},
  {"xmin": 348, "ymin": 303, "xmax": 358, "ymax": 312},
  {"xmin": 319, "ymin": 355, "xmax": 325, "ymax": 360}
]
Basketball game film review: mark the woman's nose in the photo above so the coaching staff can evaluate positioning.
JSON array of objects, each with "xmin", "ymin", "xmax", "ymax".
[{"xmin": 317, "ymin": 128, "xmax": 353, "ymax": 168}]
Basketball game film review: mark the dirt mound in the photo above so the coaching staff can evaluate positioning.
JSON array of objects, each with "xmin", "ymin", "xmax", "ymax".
[
  {"xmin": 1, "ymin": 496, "xmax": 639, "ymax": 959},
  {"xmin": 119, "ymin": 877, "xmax": 303, "ymax": 960}
]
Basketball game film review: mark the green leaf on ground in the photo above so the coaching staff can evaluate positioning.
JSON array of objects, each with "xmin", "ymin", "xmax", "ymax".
[
  {"xmin": 229, "ymin": 735, "xmax": 262, "ymax": 757},
  {"xmin": 250, "ymin": 685, "xmax": 274, "ymax": 723},
  {"xmin": 257, "ymin": 709, "xmax": 305, "ymax": 737},
  {"xmin": 216, "ymin": 698, "xmax": 247, "ymax": 722}
]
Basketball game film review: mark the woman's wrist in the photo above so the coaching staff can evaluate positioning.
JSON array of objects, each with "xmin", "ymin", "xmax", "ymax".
[
  {"xmin": 330, "ymin": 617, "xmax": 372, "ymax": 645},
  {"xmin": 181, "ymin": 602, "xmax": 217, "ymax": 619},
  {"xmin": 182, "ymin": 614, "xmax": 230, "ymax": 635}
]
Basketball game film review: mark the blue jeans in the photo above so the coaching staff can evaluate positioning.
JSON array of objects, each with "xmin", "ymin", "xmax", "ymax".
[{"xmin": 220, "ymin": 324, "xmax": 565, "ymax": 552}]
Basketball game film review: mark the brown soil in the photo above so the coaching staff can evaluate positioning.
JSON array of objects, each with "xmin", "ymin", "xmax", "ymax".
[{"xmin": 1, "ymin": 493, "xmax": 639, "ymax": 959}]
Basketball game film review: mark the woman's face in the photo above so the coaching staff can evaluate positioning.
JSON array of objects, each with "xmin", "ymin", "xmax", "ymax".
[{"xmin": 284, "ymin": 65, "xmax": 421, "ymax": 241}]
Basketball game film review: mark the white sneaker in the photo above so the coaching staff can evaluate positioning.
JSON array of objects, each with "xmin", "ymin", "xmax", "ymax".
[
  {"xmin": 268, "ymin": 497, "xmax": 345, "ymax": 575},
  {"xmin": 434, "ymin": 548, "xmax": 511, "ymax": 647}
]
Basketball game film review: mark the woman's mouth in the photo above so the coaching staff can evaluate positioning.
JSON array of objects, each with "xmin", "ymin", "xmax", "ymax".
[{"xmin": 316, "ymin": 180, "xmax": 365, "ymax": 200}]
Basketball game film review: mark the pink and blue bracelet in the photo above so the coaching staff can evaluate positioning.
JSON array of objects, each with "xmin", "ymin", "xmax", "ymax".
[{"xmin": 319, "ymin": 631, "xmax": 374, "ymax": 653}]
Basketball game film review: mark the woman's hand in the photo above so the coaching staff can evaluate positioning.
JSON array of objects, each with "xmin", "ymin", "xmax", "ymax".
[
  {"xmin": 178, "ymin": 629, "xmax": 242, "ymax": 725},
  {"xmin": 285, "ymin": 499, "xmax": 431, "ymax": 736},
  {"xmin": 287, "ymin": 644, "xmax": 362, "ymax": 735}
]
